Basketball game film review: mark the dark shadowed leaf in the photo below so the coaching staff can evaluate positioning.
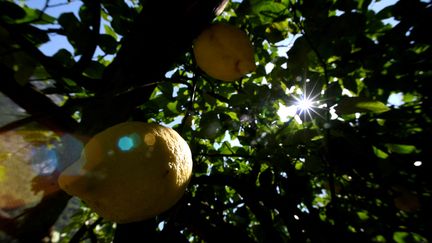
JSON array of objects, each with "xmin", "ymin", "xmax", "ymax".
[
  {"xmin": 99, "ymin": 34, "xmax": 118, "ymax": 54},
  {"xmin": 336, "ymin": 97, "xmax": 390, "ymax": 115},
  {"xmin": 0, "ymin": 2, "xmax": 26, "ymax": 21},
  {"xmin": 83, "ymin": 61, "xmax": 105, "ymax": 79}
]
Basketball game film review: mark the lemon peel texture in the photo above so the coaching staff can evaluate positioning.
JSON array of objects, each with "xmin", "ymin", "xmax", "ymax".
[
  {"xmin": 193, "ymin": 23, "xmax": 256, "ymax": 82},
  {"xmin": 58, "ymin": 122, "xmax": 193, "ymax": 223}
]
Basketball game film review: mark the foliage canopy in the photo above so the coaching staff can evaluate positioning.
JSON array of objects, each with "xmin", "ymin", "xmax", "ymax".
[{"xmin": 0, "ymin": 0, "xmax": 431, "ymax": 242}]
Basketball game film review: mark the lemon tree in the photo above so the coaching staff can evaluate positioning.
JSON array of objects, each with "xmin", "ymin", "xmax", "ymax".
[{"xmin": 1, "ymin": 0, "xmax": 431, "ymax": 242}]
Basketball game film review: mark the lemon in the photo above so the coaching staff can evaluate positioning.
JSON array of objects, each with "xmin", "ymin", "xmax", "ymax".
[
  {"xmin": 58, "ymin": 122, "xmax": 193, "ymax": 223},
  {"xmin": 193, "ymin": 23, "xmax": 256, "ymax": 82}
]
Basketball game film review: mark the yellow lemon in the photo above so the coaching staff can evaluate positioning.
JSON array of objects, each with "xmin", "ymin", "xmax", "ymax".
[
  {"xmin": 58, "ymin": 122, "xmax": 193, "ymax": 223},
  {"xmin": 193, "ymin": 23, "xmax": 256, "ymax": 82}
]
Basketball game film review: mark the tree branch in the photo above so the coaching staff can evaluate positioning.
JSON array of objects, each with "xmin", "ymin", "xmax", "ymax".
[
  {"xmin": 77, "ymin": 0, "xmax": 231, "ymax": 135},
  {"xmin": 0, "ymin": 64, "xmax": 78, "ymax": 134},
  {"xmin": 100, "ymin": 0, "xmax": 229, "ymax": 94},
  {"xmin": 0, "ymin": 21, "xmax": 101, "ymax": 91}
]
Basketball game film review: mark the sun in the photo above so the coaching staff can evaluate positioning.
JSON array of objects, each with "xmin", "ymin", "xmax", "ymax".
[
  {"xmin": 296, "ymin": 96, "xmax": 314, "ymax": 112},
  {"xmin": 293, "ymin": 86, "xmax": 323, "ymax": 121},
  {"xmin": 277, "ymin": 83, "xmax": 325, "ymax": 123}
]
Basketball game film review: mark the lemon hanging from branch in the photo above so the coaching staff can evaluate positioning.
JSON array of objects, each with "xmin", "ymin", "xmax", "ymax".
[
  {"xmin": 58, "ymin": 122, "xmax": 193, "ymax": 223},
  {"xmin": 193, "ymin": 23, "xmax": 256, "ymax": 82}
]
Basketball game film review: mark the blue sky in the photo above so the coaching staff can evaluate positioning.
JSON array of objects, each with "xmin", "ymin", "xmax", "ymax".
[{"xmin": 26, "ymin": 0, "xmax": 82, "ymax": 55}]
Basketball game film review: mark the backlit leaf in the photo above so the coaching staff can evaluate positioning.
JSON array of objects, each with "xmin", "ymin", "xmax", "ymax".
[{"xmin": 336, "ymin": 97, "xmax": 390, "ymax": 115}]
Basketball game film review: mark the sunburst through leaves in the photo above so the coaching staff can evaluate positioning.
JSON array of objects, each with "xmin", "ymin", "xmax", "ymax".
[{"xmin": 293, "ymin": 92, "xmax": 321, "ymax": 121}]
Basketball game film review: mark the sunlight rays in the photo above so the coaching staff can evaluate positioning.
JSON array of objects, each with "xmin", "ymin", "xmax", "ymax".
[
  {"xmin": 293, "ymin": 91, "xmax": 323, "ymax": 122},
  {"xmin": 278, "ymin": 81, "xmax": 325, "ymax": 124}
]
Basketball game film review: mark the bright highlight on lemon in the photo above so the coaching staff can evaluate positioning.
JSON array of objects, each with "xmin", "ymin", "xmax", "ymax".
[
  {"xmin": 58, "ymin": 122, "xmax": 193, "ymax": 223},
  {"xmin": 193, "ymin": 23, "xmax": 256, "ymax": 82}
]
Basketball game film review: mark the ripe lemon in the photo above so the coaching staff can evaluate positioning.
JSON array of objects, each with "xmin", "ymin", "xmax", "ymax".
[
  {"xmin": 58, "ymin": 122, "xmax": 193, "ymax": 223},
  {"xmin": 193, "ymin": 23, "xmax": 256, "ymax": 82}
]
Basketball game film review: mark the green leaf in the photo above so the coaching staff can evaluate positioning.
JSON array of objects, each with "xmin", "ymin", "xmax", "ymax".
[
  {"xmin": 265, "ymin": 21, "xmax": 288, "ymax": 43},
  {"xmin": 12, "ymin": 52, "xmax": 37, "ymax": 85},
  {"xmin": 373, "ymin": 146, "xmax": 389, "ymax": 159},
  {"xmin": 148, "ymin": 95, "xmax": 170, "ymax": 111},
  {"xmin": 103, "ymin": 24, "xmax": 118, "ymax": 40},
  {"xmin": 22, "ymin": 25, "xmax": 50, "ymax": 45},
  {"xmin": 58, "ymin": 12, "xmax": 80, "ymax": 32},
  {"xmin": 229, "ymin": 94, "xmax": 249, "ymax": 106},
  {"xmin": 79, "ymin": 4, "xmax": 94, "ymax": 26},
  {"xmin": 110, "ymin": 15, "xmax": 131, "ymax": 36},
  {"xmin": 0, "ymin": 2, "xmax": 25, "ymax": 21},
  {"xmin": 336, "ymin": 97, "xmax": 390, "ymax": 115},
  {"xmin": 158, "ymin": 82, "xmax": 174, "ymax": 98},
  {"xmin": 376, "ymin": 5, "xmax": 394, "ymax": 20},
  {"xmin": 20, "ymin": 6, "xmax": 56, "ymax": 24},
  {"xmin": 250, "ymin": 1, "xmax": 287, "ymax": 24},
  {"xmin": 357, "ymin": 211, "xmax": 369, "ymax": 220},
  {"xmin": 385, "ymin": 144, "xmax": 417, "ymax": 154},
  {"xmin": 393, "ymin": 232, "xmax": 410, "ymax": 243},
  {"xmin": 58, "ymin": 12, "xmax": 91, "ymax": 55},
  {"xmin": 52, "ymin": 49, "xmax": 75, "ymax": 68},
  {"xmin": 83, "ymin": 61, "xmax": 105, "ymax": 79},
  {"xmin": 402, "ymin": 93, "xmax": 417, "ymax": 103},
  {"xmin": 167, "ymin": 101, "xmax": 178, "ymax": 113},
  {"xmin": 99, "ymin": 34, "xmax": 118, "ymax": 54},
  {"xmin": 286, "ymin": 37, "xmax": 312, "ymax": 78}
]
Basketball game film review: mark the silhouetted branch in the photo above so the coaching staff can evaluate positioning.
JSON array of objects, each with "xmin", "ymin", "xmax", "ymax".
[
  {"xmin": 0, "ymin": 64, "xmax": 78, "ymax": 134},
  {"xmin": 0, "ymin": 21, "xmax": 101, "ymax": 91}
]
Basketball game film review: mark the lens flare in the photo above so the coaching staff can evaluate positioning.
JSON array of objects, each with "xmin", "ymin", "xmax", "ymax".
[
  {"xmin": 117, "ymin": 133, "xmax": 141, "ymax": 152},
  {"xmin": 296, "ymin": 96, "xmax": 314, "ymax": 112},
  {"xmin": 0, "ymin": 129, "xmax": 84, "ymax": 213},
  {"xmin": 292, "ymin": 83, "xmax": 324, "ymax": 122},
  {"xmin": 118, "ymin": 136, "xmax": 134, "ymax": 151},
  {"xmin": 31, "ymin": 146, "xmax": 58, "ymax": 175}
]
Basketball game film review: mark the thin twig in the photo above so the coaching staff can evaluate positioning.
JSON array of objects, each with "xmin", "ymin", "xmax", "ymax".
[{"xmin": 47, "ymin": 1, "xmax": 79, "ymax": 9}]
